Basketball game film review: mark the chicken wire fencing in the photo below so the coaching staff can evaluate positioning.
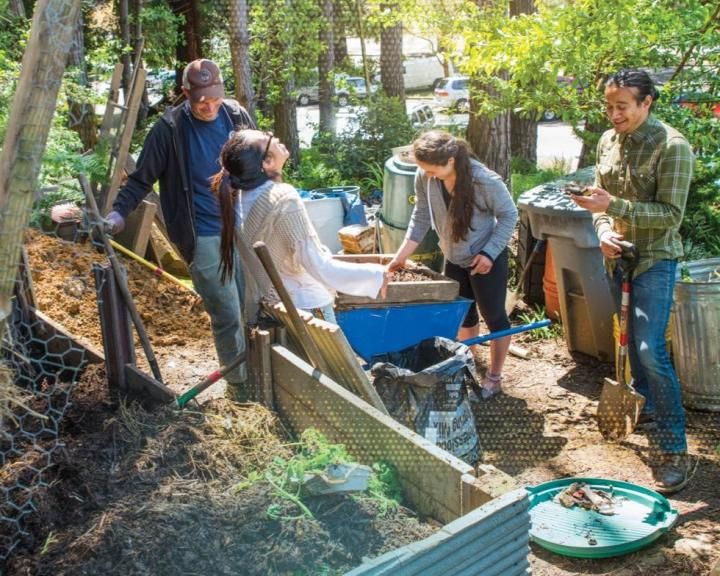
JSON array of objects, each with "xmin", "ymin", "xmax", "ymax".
[{"xmin": 0, "ymin": 224, "xmax": 92, "ymax": 560}]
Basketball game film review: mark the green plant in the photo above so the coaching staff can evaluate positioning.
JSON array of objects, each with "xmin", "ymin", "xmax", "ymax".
[
  {"xmin": 516, "ymin": 306, "xmax": 564, "ymax": 341},
  {"xmin": 240, "ymin": 429, "xmax": 402, "ymax": 521},
  {"xmin": 510, "ymin": 162, "xmax": 565, "ymax": 203}
]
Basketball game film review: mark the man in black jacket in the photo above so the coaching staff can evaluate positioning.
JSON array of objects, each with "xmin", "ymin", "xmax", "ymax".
[{"xmin": 107, "ymin": 59, "xmax": 255, "ymax": 400}]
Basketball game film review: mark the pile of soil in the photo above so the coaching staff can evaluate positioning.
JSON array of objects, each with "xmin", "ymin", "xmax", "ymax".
[{"xmin": 389, "ymin": 268, "xmax": 434, "ymax": 282}]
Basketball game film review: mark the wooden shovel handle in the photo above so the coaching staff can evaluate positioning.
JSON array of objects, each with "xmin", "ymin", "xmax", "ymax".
[{"xmin": 253, "ymin": 242, "xmax": 330, "ymax": 374}]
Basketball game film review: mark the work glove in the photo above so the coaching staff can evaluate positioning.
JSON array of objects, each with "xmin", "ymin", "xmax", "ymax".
[{"xmin": 104, "ymin": 211, "xmax": 125, "ymax": 235}]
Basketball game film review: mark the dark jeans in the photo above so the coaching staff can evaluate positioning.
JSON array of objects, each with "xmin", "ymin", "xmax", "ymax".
[
  {"xmin": 610, "ymin": 259, "xmax": 687, "ymax": 455},
  {"xmin": 444, "ymin": 248, "xmax": 511, "ymax": 332}
]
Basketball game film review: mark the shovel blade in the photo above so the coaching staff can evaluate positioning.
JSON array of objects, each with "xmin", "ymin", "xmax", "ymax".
[
  {"xmin": 505, "ymin": 288, "xmax": 522, "ymax": 315},
  {"xmin": 597, "ymin": 377, "xmax": 646, "ymax": 442}
]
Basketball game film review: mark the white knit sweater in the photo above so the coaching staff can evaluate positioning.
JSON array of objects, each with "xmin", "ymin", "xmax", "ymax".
[{"xmin": 235, "ymin": 182, "xmax": 384, "ymax": 316}]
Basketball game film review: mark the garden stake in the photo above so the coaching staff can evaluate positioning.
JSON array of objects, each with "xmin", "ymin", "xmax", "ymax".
[
  {"xmin": 506, "ymin": 239, "xmax": 546, "ymax": 315},
  {"xmin": 79, "ymin": 174, "xmax": 164, "ymax": 383}
]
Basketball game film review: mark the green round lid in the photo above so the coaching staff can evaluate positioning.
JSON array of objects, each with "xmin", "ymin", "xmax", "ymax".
[{"xmin": 528, "ymin": 477, "xmax": 678, "ymax": 559}]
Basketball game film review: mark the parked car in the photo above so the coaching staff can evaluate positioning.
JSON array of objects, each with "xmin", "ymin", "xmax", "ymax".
[
  {"xmin": 433, "ymin": 76, "xmax": 470, "ymax": 112},
  {"xmin": 408, "ymin": 103, "xmax": 436, "ymax": 130},
  {"xmin": 296, "ymin": 75, "xmax": 377, "ymax": 107}
]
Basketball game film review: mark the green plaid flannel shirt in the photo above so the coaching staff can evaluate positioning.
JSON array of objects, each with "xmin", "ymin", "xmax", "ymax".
[{"xmin": 593, "ymin": 115, "xmax": 694, "ymax": 277}]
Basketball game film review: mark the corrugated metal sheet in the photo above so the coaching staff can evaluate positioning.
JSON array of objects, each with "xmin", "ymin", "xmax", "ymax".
[{"xmin": 347, "ymin": 488, "xmax": 531, "ymax": 576}]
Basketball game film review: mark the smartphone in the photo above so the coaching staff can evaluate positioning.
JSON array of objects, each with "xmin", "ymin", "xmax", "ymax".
[{"xmin": 565, "ymin": 182, "xmax": 590, "ymax": 196}]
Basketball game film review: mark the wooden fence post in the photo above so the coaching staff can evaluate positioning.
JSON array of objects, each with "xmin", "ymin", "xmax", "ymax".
[{"xmin": 0, "ymin": 0, "xmax": 82, "ymax": 342}]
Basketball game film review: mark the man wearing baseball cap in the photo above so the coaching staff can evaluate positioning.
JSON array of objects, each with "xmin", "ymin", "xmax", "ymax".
[{"xmin": 107, "ymin": 59, "xmax": 255, "ymax": 402}]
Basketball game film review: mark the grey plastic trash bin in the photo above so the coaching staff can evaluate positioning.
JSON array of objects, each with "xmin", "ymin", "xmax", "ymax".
[
  {"xmin": 379, "ymin": 152, "xmax": 444, "ymax": 272},
  {"xmin": 517, "ymin": 175, "xmax": 615, "ymax": 361}
]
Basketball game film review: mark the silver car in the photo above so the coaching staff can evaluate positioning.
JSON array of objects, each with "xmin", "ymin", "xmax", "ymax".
[
  {"xmin": 433, "ymin": 76, "xmax": 470, "ymax": 112},
  {"xmin": 297, "ymin": 76, "xmax": 376, "ymax": 107}
]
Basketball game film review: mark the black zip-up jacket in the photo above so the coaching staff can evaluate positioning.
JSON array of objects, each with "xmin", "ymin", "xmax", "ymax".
[{"xmin": 112, "ymin": 99, "xmax": 254, "ymax": 264}]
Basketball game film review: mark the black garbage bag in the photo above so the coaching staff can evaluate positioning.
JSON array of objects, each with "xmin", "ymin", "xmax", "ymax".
[{"xmin": 371, "ymin": 337, "xmax": 481, "ymax": 465}]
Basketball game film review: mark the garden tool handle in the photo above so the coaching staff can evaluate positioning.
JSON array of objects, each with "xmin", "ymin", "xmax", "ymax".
[
  {"xmin": 461, "ymin": 319, "xmax": 551, "ymax": 347},
  {"xmin": 253, "ymin": 242, "xmax": 331, "ymax": 375},
  {"xmin": 176, "ymin": 350, "xmax": 247, "ymax": 409},
  {"xmin": 79, "ymin": 174, "xmax": 164, "ymax": 383}
]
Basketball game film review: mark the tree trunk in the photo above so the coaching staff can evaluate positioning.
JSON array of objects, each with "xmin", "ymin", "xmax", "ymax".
[
  {"xmin": 131, "ymin": 0, "xmax": 150, "ymax": 125},
  {"xmin": 467, "ymin": 88, "xmax": 511, "ymax": 181},
  {"xmin": 467, "ymin": 0, "xmax": 511, "ymax": 181},
  {"xmin": 119, "ymin": 0, "xmax": 133, "ymax": 100},
  {"xmin": 318, "ymin": 0, "xmax": 335, "ymax": 134},
  {"xmin": 9, "ymin": 0, "xmax": 26, "ymax": 18},
  {"xmin": 274, "ymin": 93, "xmax": 299, "ymax": 168},
  {"xmin": 67, "ymin": 12, "xmax": 97, "ymax": 151},
  {"xmin": 0, "ymin": 0, "xmax": 81, "ymax": 339},
  {"xmin": 577, "ymin": 119, "xmax": 606, "ymax": 168},
  {"xmin": 509, "ymin": 0, "xmax": 537, "ymax": 167},
  {"xmin": 228, "ymin": 0, "xmax": 256, "ymax": 120},
  {"xmin": 332, "ymin": 0, "xmax": 348, "ymax": 66},
  {"xmin": 380, "ymin": 12, "xmax": 404, "ymax": 100},
  {"xmin": 354, "ymin": 0, "xmax": 372, "ymax": 97},
  {"xmin": 169, "ymin": 0, "xmax": 202, "ymax": 67}
]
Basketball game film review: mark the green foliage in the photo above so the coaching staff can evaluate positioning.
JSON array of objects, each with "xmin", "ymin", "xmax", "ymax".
[
  {"xmin": 292, "ymin": 94, "xmax": 414, "ymax": 197},
  {"xmin": 240, "ymin": 429, "xmax": 402, "ymax": 522},
  {"xmin": 290, "ymin": 144, "xmax": 346, "ymax": 191},
  {"xmin": 510, "ymin": 159, "xmax": 565, "ymax": 202},
  {"xmin": 516, "ymin": 306, "xmax": 563, "ymax": 341}
]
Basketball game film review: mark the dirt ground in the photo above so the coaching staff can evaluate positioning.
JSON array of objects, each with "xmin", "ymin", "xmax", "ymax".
[{"xmin": 7, "ymin": 231, "xmax": 720, "ymax": 575}]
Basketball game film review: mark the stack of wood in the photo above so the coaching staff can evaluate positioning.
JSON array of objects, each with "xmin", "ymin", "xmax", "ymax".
[{"xmin": 338, "ymin": 224, "xmax": 375, "ymax": 254}]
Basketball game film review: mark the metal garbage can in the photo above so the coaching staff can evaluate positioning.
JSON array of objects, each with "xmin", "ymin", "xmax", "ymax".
[
  {"xmin": 517, "ymin": 174, "xmax": 615, "ymax": 361},
  {"xmin": 379, "ymin": 152, "xmax": 443, "ymax": 272},
  {"xmin": 672, "ymin": 258, "xmax": 720, "ymax": 411}
]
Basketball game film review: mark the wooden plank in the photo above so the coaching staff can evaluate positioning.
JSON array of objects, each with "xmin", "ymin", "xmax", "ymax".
[
  {"xmin": 271, "ymin": 345, "xmax": 474, "ymax": 524},
  {"xmin": 333, "ymin": 254, "xmax": 458, "ymax": 306},
  {"xmin": 460, "ymin": 468, "xmax": 516, "ymax": 515},
  {"xmin": 101, "ymin": 67, "xmax": 147, "ymax": 214},
  {"xmin": 269, "ymin": 303, "xmax": 387, "ymax": 413},
  {"xmin": 256, "ymin": 329, "xmax": 274, "ymax": 408},
  {"xmin": 148, "ymin": 221, "xmax": 189, "ymax": 276},
  {"xmin": 114, "ymin": 199, "xmax": 156, "ymax": 256},
  {"xmin": 31, "ymin": 308, "xmax": 104, "ymax": 365},
  {"xmin": 124, "ymin": 364, "xmax": 176, "ymax": 408},
  {"xmin": 98, "ymin": 63, "xmax": 124, "ymax": 140},
  {"xmin": 93, "ymin": 263, "xmax": 135, "ymax": 398}
]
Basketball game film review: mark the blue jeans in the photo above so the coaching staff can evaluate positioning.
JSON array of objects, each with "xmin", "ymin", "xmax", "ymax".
[
  {"xmin": 190, "ymin": 235, "xmax": 246, "ymax": 384},
  {"xmin": 610, "ymin": 259, "xmax": 687, "ymax": 455},
  {"xmin": 301, "ymin": 303, "xmax": 337, "ymax": 324}
]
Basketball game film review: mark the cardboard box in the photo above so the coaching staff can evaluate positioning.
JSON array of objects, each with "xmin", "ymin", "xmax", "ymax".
[{"xmin": 338, "ymin": 224, "xmax": 375, "ymax": 254}]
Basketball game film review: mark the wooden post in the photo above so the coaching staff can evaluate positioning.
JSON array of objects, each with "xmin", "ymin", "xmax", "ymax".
[
  {"xmin": 93, "ymin": 263, "xmax": 135, "ymax": 400},
  {"xmin": 114, "ymin": 199, "xmax": 157, "ymax": 256},
  {"xmin": 0, "ymin": 0, "xmax": 82, "ymax": 342}
]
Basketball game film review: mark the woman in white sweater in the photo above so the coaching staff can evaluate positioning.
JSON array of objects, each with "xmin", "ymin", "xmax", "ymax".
[{"xmin": 212, "ymin": 129, "xmax": 387, "ymax": 323}]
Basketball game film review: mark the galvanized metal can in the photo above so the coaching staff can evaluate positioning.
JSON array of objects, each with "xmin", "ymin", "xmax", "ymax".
[{"xmin": 672, "ymin": 258, "xmax": 720, "ymax": 411}]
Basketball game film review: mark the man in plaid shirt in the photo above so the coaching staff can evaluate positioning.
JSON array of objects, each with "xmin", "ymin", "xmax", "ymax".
[{"xmin": 573, "ymin": 68, "xmax": 694, "ymax": 494}]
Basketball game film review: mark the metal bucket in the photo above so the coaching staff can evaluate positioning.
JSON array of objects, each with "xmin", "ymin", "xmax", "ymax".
[{"xmin": 671, "ymin": 258, "xmax": 720, "ymax": 411}]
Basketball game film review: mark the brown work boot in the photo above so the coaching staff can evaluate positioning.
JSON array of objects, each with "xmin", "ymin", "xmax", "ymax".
[{"xmin": 652, "ymin": 453, "xmax": 692, "ymax": 495}]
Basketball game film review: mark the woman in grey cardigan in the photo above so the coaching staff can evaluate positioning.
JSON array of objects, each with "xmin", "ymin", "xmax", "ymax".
[{"xmin": 388, "ymin": 131, "xmax": 518, "ymax": 399}]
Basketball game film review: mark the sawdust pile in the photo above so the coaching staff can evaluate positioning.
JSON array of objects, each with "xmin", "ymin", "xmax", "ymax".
[{"xmin": 24, "ymin": 230, "xmax": 211, "ymax": 350}]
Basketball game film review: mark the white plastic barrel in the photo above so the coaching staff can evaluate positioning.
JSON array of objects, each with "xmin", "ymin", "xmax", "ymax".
[{"xmin": 302, "ymin": 196, "xmax": 344, "ymax": 253}]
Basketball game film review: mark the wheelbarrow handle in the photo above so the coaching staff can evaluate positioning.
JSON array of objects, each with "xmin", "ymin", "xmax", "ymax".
[{"xmin": 460, "ymin": 319, "xmax": 551, "ymax": 347}]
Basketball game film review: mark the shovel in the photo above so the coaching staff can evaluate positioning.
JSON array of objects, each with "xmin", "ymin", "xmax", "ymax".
[
  {"xmin": 597, "ymin": 240, "xmax": 645, "ymax": 442},
  {"xmin": 506, "ymin": 239, "xmax": 546, "ymax": 315},
  {"xmin": 460, "ymin": 319, "xmax": 551, "ymax": 346}
]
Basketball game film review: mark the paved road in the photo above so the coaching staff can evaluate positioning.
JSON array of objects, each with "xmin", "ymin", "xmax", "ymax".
[{"xmin": 297, "ymin": 100, "xmax": 583, "ymax": 172}]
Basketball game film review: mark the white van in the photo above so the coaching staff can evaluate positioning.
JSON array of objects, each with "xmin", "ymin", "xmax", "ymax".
[{"xmin": 403, "ymin": 57, "xmax": 447, "ymax": 91}]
